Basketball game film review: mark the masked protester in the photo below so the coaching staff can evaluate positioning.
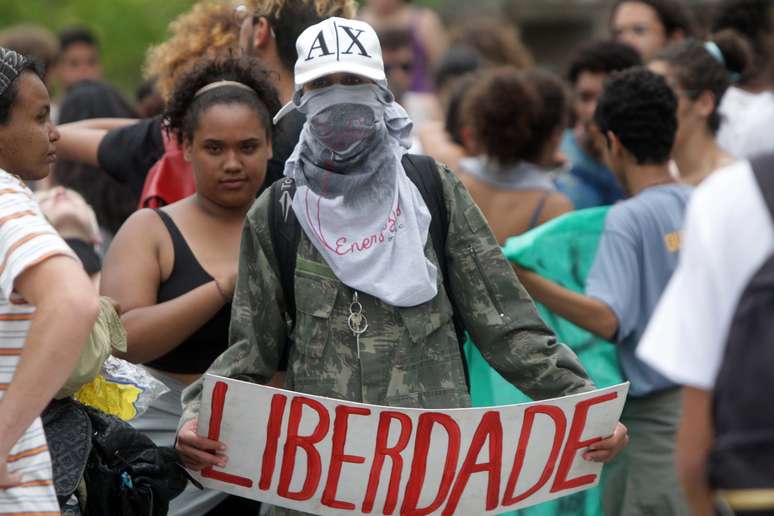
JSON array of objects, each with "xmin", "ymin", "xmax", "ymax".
[{"xmin": 175, "ymin": 20, "xmax": 629, "ymax": 515}]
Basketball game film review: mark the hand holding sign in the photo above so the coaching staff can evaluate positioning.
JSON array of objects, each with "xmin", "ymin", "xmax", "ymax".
[
  {"xmin": 584, "ymin": 422, "xmax": 629, "ymax": 463},
  {"xmin": 186, "ymin": 375, "xmax": 629, "ymax": 515},
  {"xmin": 177, "ymin": 418, "xmax": 227, "ymax": 471}
]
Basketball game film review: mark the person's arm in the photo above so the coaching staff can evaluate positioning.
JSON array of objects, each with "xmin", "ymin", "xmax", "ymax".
[
  {"xmin": 177, "ymin": 193, "xmax": 287, "ymax": 470},
  {"xmin": 442, "ymin": 165, "xmax": 628, "ymax": 461},
  {"xmin": 100, "ymin": 209, "xmax": 233, "ymax": 364},
  {"xmin": 443, "ymin": 165, "xmax": 593, "ymax": 398},
  {"xmin": 515, "ymin": 266, "xmax": 619, "ymax": 341},
  {"xmin": 0, "ymin": 257, "xmax": 99, "ymax": 464},
  {"xmin": 417, "ymin": 8, "xmax": 448, "ymax": 65},
  {"xmin": 56, "ymin": 118, "xmax": 139, "ymax": 165},
  {"xmin": 677, "ymin": 387, "xmax": 716, "ymax": 516}
]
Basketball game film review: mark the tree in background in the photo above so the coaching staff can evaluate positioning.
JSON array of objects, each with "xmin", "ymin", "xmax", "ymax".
[{"xmin": 0, "ymin": 0, "xmax": 197, "ymax": 98}]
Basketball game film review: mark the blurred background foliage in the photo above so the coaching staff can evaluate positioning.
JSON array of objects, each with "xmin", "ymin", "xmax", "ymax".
[
  {"xmin": 0, "ymin": 0, "xmax": 444, "ymax": 99},
  {"xmin": 1, "ymin": 0, "xmax": 202, "ymax": 98}
]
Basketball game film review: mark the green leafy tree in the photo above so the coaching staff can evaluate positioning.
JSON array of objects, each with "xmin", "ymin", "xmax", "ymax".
[{"xmin": 1, "ymin": 0, "xmax": 198, "ymax": 99}]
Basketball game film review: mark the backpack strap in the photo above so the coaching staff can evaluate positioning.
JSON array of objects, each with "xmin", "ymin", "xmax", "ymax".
[
  {"xmin": 750, "ymin": 153, "xmax": 774, "ymax": 222},
  {"xmin": 268, "ymin": 177, "xmax": 299, "ymax": 370},
  {"xmin": 401, "ymin": 154, "xmax": 470, "ymax": 388}
]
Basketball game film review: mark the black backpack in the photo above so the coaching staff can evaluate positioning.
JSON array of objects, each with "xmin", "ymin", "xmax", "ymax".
[
  {"xmin": 709, "ymin": 153, "xmax": 774, "ymax": 492},
  {"xmin": 42, "ymin": 398, "xmax": 191, "ymax": 515},
  {"xmin": 268, "ymin": 154, "xmax": 469, "ymax": 385}
]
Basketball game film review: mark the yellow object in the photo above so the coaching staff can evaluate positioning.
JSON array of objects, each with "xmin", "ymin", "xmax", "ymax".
[
  {"xmin": 718, "ymin": 489, "xmax": 774, "ymax": 510},
  {"xmin": 74, "ymin": 375, "xmax": 143, "ymax": 421}
]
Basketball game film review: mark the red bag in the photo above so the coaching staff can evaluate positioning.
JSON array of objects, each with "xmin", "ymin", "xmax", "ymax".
[{"xmin": 138, "ymin": 131, "xmax": 195, "ymax": 208}]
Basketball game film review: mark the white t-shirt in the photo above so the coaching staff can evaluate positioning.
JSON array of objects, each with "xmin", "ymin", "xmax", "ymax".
[
  {"xmin": 637, "ymin": 160, "xmax": 774, "ymax": 389},
  {"xmin": 0, "ymin": 170, "xmax": 76, "ymax": 513},
  {"xmin": 717, "ymin": 87, "xmax": 774, "ymax": 159}
]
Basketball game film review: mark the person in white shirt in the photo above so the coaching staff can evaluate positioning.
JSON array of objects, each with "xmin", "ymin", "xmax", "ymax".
[
  {"xmin": 712, "ymin": 0, "xmax": 774, "ymax": 158},
  {"xmin": 638, "ymin": 159, "xmax": 774, "ymax": 514}
]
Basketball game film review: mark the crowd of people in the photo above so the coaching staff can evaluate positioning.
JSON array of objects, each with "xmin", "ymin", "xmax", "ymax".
[{"xmin": 0, "ymin": 0, "xmax": 771, "ymax": 515}]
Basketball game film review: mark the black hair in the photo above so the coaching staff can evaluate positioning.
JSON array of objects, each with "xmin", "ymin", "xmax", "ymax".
[
  {"xmin": 594, "ymin": 66, "xmax": 677, "ymax": 165},
  {"xmin": 567, "ymin": 40, "xmax": 643, "ymax": 85},
  {"xmin": 523, "ymin": 69, "xmax": 569, "ymax": 158},
  {"xmin": 611, "ymin": 0, "xmax": 696, "ymax": 38},
  {"xmin": 712, "ymin": 0, "xmax": 773, "ymax": 79},
  {"xmin": 0, "ymin": 59, "xmax": 43, "ymax": 125},
  {"xmin": 434, "ymin": 46, "xmax": 483, "ymax": 92},
  {"xmin": 261, "ymin": 4, "xmax": 342, "ymax": 74},
  {"xmin": 54, "ymin": 80, "xmax": 139, "ymax": 235},
  {"xmin": 136, "ymin": 77, "xmax": 157, "ymax": 103},
  {"xmin": 58, "ymin": 26, "xmax": 99, "ymax": 52},
  {"xmin": 654, "ymin": 34, "xmax": 752, "ymax": 133},
  {"xmin": 164, "ymin": 56, "xmax": 281, "ymax": 147}
]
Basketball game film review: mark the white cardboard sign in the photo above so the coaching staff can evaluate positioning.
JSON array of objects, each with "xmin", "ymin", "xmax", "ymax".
[{"xmin": 194, "ymin": 374, "xmax": 628, "ymax": 515}]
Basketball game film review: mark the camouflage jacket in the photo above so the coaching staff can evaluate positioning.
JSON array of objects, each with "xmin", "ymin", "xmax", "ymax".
[{"xmin": 181, "ymin": 164, "xmax": 593, "ymax": 423}]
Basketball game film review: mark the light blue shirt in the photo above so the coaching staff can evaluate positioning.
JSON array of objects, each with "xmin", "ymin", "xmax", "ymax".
[{"xmin": 586, "ymin": 184, "xmax": 692, "ymax": 397}]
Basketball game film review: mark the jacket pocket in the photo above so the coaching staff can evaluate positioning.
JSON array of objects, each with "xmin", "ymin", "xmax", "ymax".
[
  {"xmin": 468, "ymin": 245, "xmax": 506, "ymax": 321},
  {"xmin": 293, "ymin": 272, "xmax": 338, "ymax": 358}
]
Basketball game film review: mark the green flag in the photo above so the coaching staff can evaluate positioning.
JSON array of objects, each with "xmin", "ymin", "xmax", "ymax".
[{"xmin": 465, "ymin": 207, "xmax": 622, "ymax": 516}]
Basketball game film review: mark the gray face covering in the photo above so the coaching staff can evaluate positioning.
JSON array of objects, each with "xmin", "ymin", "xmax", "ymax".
[
  {"xmin": 297, "ymin": 84, "xmax": 390, "ymax": 163},
  {"xmin": 282, "ymin": 83, "xmax": 439, "ymax": 307}
]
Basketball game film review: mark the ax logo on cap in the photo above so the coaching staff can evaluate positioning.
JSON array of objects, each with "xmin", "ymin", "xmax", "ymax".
[
  {"xmin": 305, "ymin": 24, "xmax": 371, "ymax": 61},
  {"xmin": 293, "ymin": 17, "xmax": 386, "ymax": 89}
]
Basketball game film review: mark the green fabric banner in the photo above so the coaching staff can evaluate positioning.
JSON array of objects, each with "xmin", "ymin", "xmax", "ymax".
[{"xmin": 465, "ymin": 207, "xmax": 622, "ymax": 516}]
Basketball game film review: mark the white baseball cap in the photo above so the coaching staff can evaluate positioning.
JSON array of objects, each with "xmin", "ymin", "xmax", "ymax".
[
  {"xmin": 274, "ymin": 17, "xmax": 389, "ymax": 123},
  {"xmin": 293, "ymin": 17, "xmax": 386, "ymax": 90}
]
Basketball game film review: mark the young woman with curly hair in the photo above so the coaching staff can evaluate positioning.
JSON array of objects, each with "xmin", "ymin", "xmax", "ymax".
[
  {"xmin": 458, "ymin": 67, "xmax": 573, "ymax": 243},
  {"xmin": 100, "ymin": 56, "xmax": 280, "ymax": 516},
  {"xmin": 145, "ymin": 0, "xmax": 243, "ymax": 104}
]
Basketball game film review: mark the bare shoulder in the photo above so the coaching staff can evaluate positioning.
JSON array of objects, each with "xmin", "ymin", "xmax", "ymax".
[
  {"xmin": 117, "ymin": 207, "xmax": 166, "ymax": 239},
  {"xmin": 540, "ymin": 192, "xmax": 574, "ymax": 223},
  {"xmin": 105, "ymin": 207, "xmax": 169, "ymax": 263}
]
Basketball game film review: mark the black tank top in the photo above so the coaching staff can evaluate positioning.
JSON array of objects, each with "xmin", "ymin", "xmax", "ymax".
[{"xmin": 145, "ymin": 209, "xmax": 231, "ymax": 374}]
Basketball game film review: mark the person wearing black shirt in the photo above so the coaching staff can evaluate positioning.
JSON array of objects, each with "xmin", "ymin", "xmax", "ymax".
[{"xmin": 95, "ymin": 109, "xmax": 305, "ymax": 197}]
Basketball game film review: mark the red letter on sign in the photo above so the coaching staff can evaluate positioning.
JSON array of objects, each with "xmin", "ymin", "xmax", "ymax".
[
  {"xmin": 201, "ymin": 381, "xmax": 254, "ymax": 488},
  {"xmin": 502, "ymin": 405, "xmax": 566, "ymax": 506},
  {"xmin": 443, "ymin": 411, "xmax": 503, "ymax": 516},
  {"xmin": 551, "ymin": 391, "xmax": 619, "ymax": 493},
  {"xmin": 362, "ymin": 411, "xmax": 412, "ymax": 515},
  {"xmin": 401, "ymin": 413, "xmax": 461, "ymax": 515},
  {"xmin": 277, "ymin": 396, "xmax": 330, "ymax": 501},
  {"xmin": 259, "ymin": 393, "xmax": 288, "ymax": 491},
  {"xmin": 321, "ymin": 405, "xmax": 371, "ymax": 510}
]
